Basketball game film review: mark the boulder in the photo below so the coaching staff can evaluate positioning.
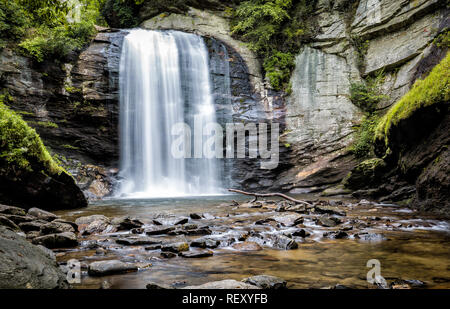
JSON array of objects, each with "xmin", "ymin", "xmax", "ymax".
[
  {"xmin": 145, "ymin": 225, "xmax": 175, "ymax": 235},
  {"xmin": 28, "ymin": 208, "xmax": 58, "ymax": 221},
  {"xmin": 317, "ymin": 216, "xmax": 341, "ymax": 227},
  {"xmin": 19, "ymin": 221, "xmax": 46, "ymax": 232},
  {"xmin": 88, "ymin": 260, "xmax": 138, "ymax": 276},
  {"xmin": 161, "ymin": 242, "xmax": 189, "ymax": 253},
  {"xmin": 0, "ymin": 226, "xmax": 68, "ymax": 289},
  {"xmin": 32, "ymin": 232, "xmax": 78, "ymax": 249},
  {"xmin": 40, "ymin": 221, "xmax": 75, "ymax": 235},
  {"xmin": 242, "ymin": 275, "xmax": 287, "ymax": 289},
  {"xmin": 272, "ymin": 214, "xmax": 304, "ymax": 227},
  {"xmin": 0, "ymin": 204, "xmax": 26, "ymax": 216},
  {"xmin": 0, "ymin": 215, "xmax": 20, "ymax": 231},
  {"xmin": 190, "ymin": 237, "xmax": 220, "ymax": 249}
]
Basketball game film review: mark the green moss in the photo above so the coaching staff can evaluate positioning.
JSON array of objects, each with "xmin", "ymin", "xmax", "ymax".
[
  {"xmin": 375, "ymin": 52, "xmax": 450, "ymax": 148},
  {"xmin": 350, "ymin": 70, "xmax": 386, "ymax": 113},
  {"xmin": 0, "ymin": 94, "xmax": 63, "ymax": 175},
  {"xmin": 350, "ymin": 114, "xmax": 380, "ymax": 158},
  {"xmin": 61, "ymin": 144, "xmax": 80, "ymax": 150},
  {"xmin": 342, "ymin": 158, "xmax": 386, "ymax": 190},
  {"xmin": 28, "ymin": 120, "xmax": 59, "ymax": 128}
]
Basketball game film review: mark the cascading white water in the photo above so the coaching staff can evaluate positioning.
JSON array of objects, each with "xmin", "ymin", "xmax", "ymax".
[{"xmin": 118, "ymin": 29, "xmax": 223, "ymax": 198}]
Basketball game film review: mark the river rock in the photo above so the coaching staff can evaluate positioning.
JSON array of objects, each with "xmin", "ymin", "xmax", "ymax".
[
  {"xmin": 317, "ymin": 215, "xmax": 341, "ymax": 227},
  {"xmin": 112, "ymin": 216, "xmax": 143, "ymax": 230},
  {"xmin": 160, "ymin": 252, "xmax": 177, "ymax": 258},
  {"xmin": 116, "ymin": 237, "xmax": 162, "ymax": 246},
  {"xmin": 242, "ymin": 275, "xmax": 287, "ymax": 289},
  {"xmin": 0, "ymin": 226, "xmax": 68, "ymax": 289},
  {"xmin": 28, "ymin": 208, "xmax": 58, "ymax": 221},
  {"xmin": 189, "ymin": 213, "xmax": 202, "ymax": 219},
  {"xmin": 40, "ymin": 221, "xmax": 75, "ymax": 235},
  {"xmin": 272, "ymin": 214, "xmax": 304, "ymax": 227},
  {"xmin": 292, "ymin": 229, "xmax": 311, "ymax": 238},
  {"xmin": 88, "ymin": 260, "xmax": 138, "ymax": 276},
  {"xmin": 267, "ymin": 235, "xmax": 298, "ymax": 250},
  {"xmin": 184, "ymin": 227, "xmax": 212, "ymax": 236},
  {"xmin": 161, "ymin": 242, "xmax": 189, "ymax": 253},
  {"xmin": 0, "ymin": 215, "xmax": 20, "ymax": 231},
  {"xmin": 145, "ymin": 225, "xmax": 175, "ymax": 235},
  {"xmin": 146, "ymin": 282, "xmax": 174, "ymax": 289},
  {"xmin": 82, "ymin": 220, "xmax": 114, "ymax": 235},
  {"xmin": 32, "ymin": 232, "xmax": 78, "ymax": 249},
  {"xmin": 75, "ymin": 215, "xmax": 110, "ymax": 226},
  {"xmin": 19, "ymin": 221, "xmax": 46, "ymax": 232},
  {"xmin": 179, "ymin": 250, "xmax": 213, "ymax": 258},
  {"xmin": 232, "ymin": 241, "xmax": 263, "ymax": 251},
  {"xmin": 190, "ymin": 237, "xmax": 220, "ymax": 249},
  {"xmin": 4, "ymin": 214, "xmax": 35, "ymax": 224},
  {"xmin": 0, "ymin": 204, "xmax": 26, "ymax": 216},
  {"xmin": 183, "ymin": 279, "xmax": 259, "ymax": 289}
]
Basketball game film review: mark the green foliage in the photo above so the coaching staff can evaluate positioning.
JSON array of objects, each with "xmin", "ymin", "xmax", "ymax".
[
  {"xmin": 433, "ymin": 28, "xmax": 450, "ymax": 49},
  {"xmin": 350, "ymin": 114, "xmax": 380, "ymax": 158},
  {"xmin": 350, "ymin": 71, "xmax": 386, "ymax": 113},
  {"xmin": 231, "ymin": 0, "xmax": 316, "ymax": 90},
  {"xmin": 101, "ymin": 0, "xmax": 141, "ymax": 28},
  {"xmin": 263, "ymin": 51, "xmax": 294, "ymax": 91},
  {"xmin": 375, "ymin": 52, "xmax": 450, "ymax": 147},
  {"xmin": 0, "ymin": 0, "xmax": 30, "ymax": 48},
  {"xmin": 0, "ymin": 93, "xmax": 63, "ymax": 175},
  {"xmin": 351, "ymin": 35, "xmax": 369, "ymax": 70},
  {"xmin": 19, "ymin": 21, "xmax": 96, "ymax": 62}
]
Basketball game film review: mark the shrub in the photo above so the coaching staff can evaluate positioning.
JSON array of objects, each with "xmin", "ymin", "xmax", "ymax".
[
  {"xmin": 350, "ymin": 114, "xmax": 380, "ymax": 158},
  {"xmin": 0, "ymin": 0, "xmax": 30, "ymax": 47},
  {"xmin": 0, "ymin": 93, "xmax": 63, "ymax": 175},
  {"xmin": 263, "ymin": 51, "xmax": 294, "ymax": 91},
  {"xmin": 350, "ymin": 71, "xmax": 386, "ymax": 113}
]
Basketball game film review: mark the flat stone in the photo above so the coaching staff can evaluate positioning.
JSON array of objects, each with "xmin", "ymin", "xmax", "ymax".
[
  {"xmin": 81, "ymin": 220, "xmax": 114, "ymax": 235},
  {"xmin": 145, "ymin": 226, "xmax": 175, "ymax": 235},
  {"xmin": 2, "ymin": 214, "xmax": 34, "ymax": 224},
  {"xmin": 232, "ymin": 241, "xmax": 263, "ymax": 251},
  {"xmin": 19, "ymin": 221, "xmax": 45, "ymax": 232},
  {"xmin": 88, "ymin": 260, "xmax": 138, "ymax": 276},
  {"xmin": 0, "ymin": 216, "xmax": 20, "ymax": 231},
  {"xmin": 144, "ymin": 244, "xmax": 162, "ymax": 251},
  {"xmin": 32, "ymin": 232, "xmax": 78, "ymax": 249},
  {"xmin": 116, "ymin": 237, "xmax": 162, "ymax": 246},
  {"xmin": 242, "ymin": 275, "xmax": 287, "ymax": 289},
  {"xmin": 183, "ymin": 279, "xmax": 259, "ymax": 289},
  {"xmin": 112, "ymin": 216, "xmax": 143, "ymax": 230},
  {"xmin": 179, "ymin": 250, "xmax": 213, "ymax": 258},
  {"xmin": 161, "ymin": 242, "xmax": 189, "ymax": 253},
  {"xmin": 266, "ymin": 235, "xmax": 298, "ymax": 250},
  {"xmin": 0, "ymin": 204, "xmax": 26, "ymax": 216},
  {"xmin": 292, "ymin": 229, "xmax": 310, "ymax": 238},
  {"xmin": 174, "ymin": 217, "xmax": 189, "ymax": 225},
  {"xmin": 184, "ymin": 227, "xmax": 212, "ymax": 236},
  {"xmin": 189, "ymin": 213, "xmax": 202, "ymax": 219},
  {"xmin": 28, "ymin": 208, "xmax": 58, "ymax": 221},
  {"xmin": 75, "ymin": 215, "xmax": 110, "ymax": 226},
  {"xmin": 317, "ymin": 216, "xmax": 341, "ymax": 227},
  {"xmin": 160, "ymin": 252, "xmax": 177, "ymax": 258},
  {"xmin": 272, "ymin": 214, "xmax": 304, "ymax": 227}
]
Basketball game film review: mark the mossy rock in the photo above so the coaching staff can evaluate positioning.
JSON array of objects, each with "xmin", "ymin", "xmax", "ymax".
[
  {"xmin": 0, "ymin": 100, "xmax": 87, "ymax": 210},
  {"xmin": 374, "ymin": 52, "xmax": 450, "ymax": 157},
  {"xmin": 343, "ymin": 158, "xmax": 387, "ymax": 190}
]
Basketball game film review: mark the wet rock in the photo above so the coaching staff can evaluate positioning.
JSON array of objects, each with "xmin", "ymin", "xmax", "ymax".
[
  {"xmin": 390, "ymin": 279, "xmax": 426, "ymax": 289},
  {"xmin": 0, "ymin": 204, "xmax": 26, "ymax": 216},
  {"xmin": 19, "ymin": 221, "xmax": 46, "ymax": 232},
  {"xmin": 190, "ymin": 237, "xmax": 220, "ymax": 249},
  {"xmin": 75, "ymin": 215, "xmax": 110, "ymax": 226},
  {"xmin": 232, "ymin": 241, "xmax": 263, "ymax": 251},
  {"xmin": 174, "ymin": 217, "xmax": 189, "ymax": 225},
  {"xmin": 40, "ymin": 221, "xmax": 75, "ymax": 235},
  {"xmin": 2, "ymin": 214, "xmax": 34, "ymax": 225},
  {"xmin": 96, "ymin": 248, "xmax": 107, "ymax": 256},
  {"xmin": 179, "ymin": 250, "xmax": 213, "ymax": 258},
  {"xmin": 146, "ymin": 282, "xmax": 174, "ymax": 289},
  {"xmin": 145, "ymin": 226, "xmax": 175, "ymax": 235},
  {"xmin": 113, "ymin": 217, "xmax": 144, "ymax": 230},
  {"xmin": 316, "ymin": 216, "xmax": 341, "ymax": 227},
  {"xmin": 292, "ymin": 229, "xmax": 310, "ymax": 238},
  {"xmin": 323, "ymin": 231, "xmax": 348, "ymax": 239},
  {"xmin": 131, "ymin": 227, "xmax": 144, "ymax": 234},
  {"xmin": 53, "ymin": 219, "xmax": 78, "ymax": 231},
  {"xmin": 255, "ymin": 218, "xmax": 276, "ymax": 226},
  {"xmin": 354, "ymin": 233, "xmax": 387, "ymax": 242},
  {"xmin": 81, "ymin": 220, "xmax": 113, "ymax": 235},
  {"xmin": 161, "ymin": 242, "xmax": 189, "ymax": 253},
  {"xmin": 242, "ymin": 275, "xmax": 287, "ymax": 289},
  {"xmin": 314, "ymin": 206, "xmax": 346, "ymax": 217},
  {"xmin": 160, "ymin": 252, "xmax": 177, "ymax": 258},
  {"xmin": 88, "ymin": 260, "xmax": 138, "ymax": 276},
  {"xmin": 116, "ymin": 237, "xmax": 162, "ymax": 246},
  {"xmin": 267, "ymin": 235, "xmax": 298, "ymax": 250},
  {"xmin": 0, "ymin": 226, "xmax": 68, "ymax": 289},
  {"xmin": 28, "ymin": 208, "xmax": 58, "ymax": 222},
  {"xmin": 32, "ymin": 232, "xmax": 78, "ymax": 249},
  {"xmin": 144, "ymin": 244, "xmax": 162, "ymax": 251},
  {"xmin": 0, "ymin": 215, "xmax": 20, "ymax": 231},
  {"xmin": 76, "ymin": 215, "xmax": 110, "ymax": 235},
  {"xmin": 183, "ymin": 279, "xmax": 259, "ymax": 289},
  {"xmin": 100, "ymin": 280, "xmax": 113, "ymax": 289},
  {"xmin": 272, "ymin": 214, "xmax": 304, "ymax": 227},
  {"xmin": 184, "ymin": 227, "xmax": 212, "ymax": 236},
  {"xmin": 182, "ymin": 224, "xmax": 198, "ymax": 230},
  {"xmin": 26, "ymin": 231, "xmax": 41, "ymax": 240},
  {"xmin": 189, "ymin": 213, "xmax": 202, "ymax": 220}
]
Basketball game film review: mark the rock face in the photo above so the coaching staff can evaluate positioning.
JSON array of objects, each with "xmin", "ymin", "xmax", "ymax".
[{"xmin": 0, "ymin": 226, "xmax": 68, "ymax": 289}]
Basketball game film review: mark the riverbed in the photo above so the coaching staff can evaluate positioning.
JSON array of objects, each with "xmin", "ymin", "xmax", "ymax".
[{"xmin": 55, "ymin": 195, "xmax": 450, "ymax": 289}]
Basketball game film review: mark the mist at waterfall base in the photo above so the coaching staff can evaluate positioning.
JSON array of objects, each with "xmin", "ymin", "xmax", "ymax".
[{"xmin": 117, "ymin": 29, "xmax": 226, "ymax": 199}]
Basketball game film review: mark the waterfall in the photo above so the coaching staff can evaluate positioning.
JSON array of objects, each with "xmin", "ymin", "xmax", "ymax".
[{"xmin": 118, "ymin": 29, "xmax": 223, "ymax": 198}]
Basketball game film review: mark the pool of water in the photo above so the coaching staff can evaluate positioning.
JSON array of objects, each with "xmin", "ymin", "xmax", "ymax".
[{"xmin": 55, "ymin": 195, "xmax": 450, "ymax": 289}]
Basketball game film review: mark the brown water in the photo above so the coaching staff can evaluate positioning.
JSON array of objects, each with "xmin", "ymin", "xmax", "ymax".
[{"xmin": 55, "ymin": 195, "xmax": 450, "ymax": 289}]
